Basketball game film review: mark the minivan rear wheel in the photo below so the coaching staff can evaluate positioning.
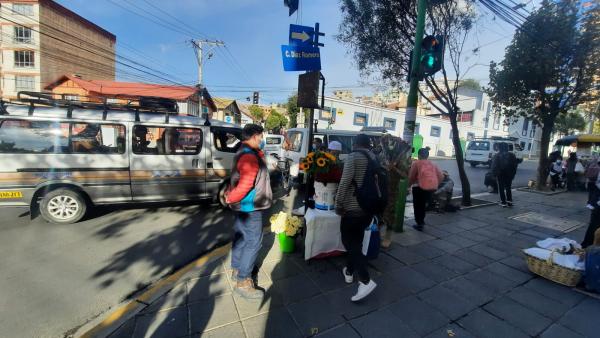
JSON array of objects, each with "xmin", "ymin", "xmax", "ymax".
[
  {"xmin": 40, "ymin": 188, "xmax": 87, "ymax": 224},
  {"xmin": 470, "ymin": 161, "xmax": 477, "ymax": 167}
]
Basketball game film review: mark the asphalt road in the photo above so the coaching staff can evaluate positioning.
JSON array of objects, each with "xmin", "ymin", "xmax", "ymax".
[
  {"xmin": 0, "ymin": 159, "xmax": 539, "ymax": 338},
  {"xmin": 432, "ymin": 158, "xmax": 539, "ymax": 195}
]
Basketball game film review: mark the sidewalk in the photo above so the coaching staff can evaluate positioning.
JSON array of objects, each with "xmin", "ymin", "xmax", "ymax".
[{"xmin": 105, "ymin": 190, "xmax": 599, "ymax": 338}]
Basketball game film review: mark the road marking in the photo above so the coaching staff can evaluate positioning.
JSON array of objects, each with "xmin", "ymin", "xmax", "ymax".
[{"xmin": 80, "ymin": 243, "xmax": 232, "ymax": 338}]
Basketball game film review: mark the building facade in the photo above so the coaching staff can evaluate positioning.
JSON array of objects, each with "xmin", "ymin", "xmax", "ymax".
[{"xmin": 0, "ymin": 0, "xmax": 116, "ymax": 99}]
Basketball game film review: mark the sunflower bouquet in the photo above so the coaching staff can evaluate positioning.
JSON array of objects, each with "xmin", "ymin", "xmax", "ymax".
[
  {"xmin": 270, "ymin": 212, "xmax": 303, "ymax": 237},
  {"xmin": 299, "ymin": 151, "xmax": 341, "ymax": 183}
]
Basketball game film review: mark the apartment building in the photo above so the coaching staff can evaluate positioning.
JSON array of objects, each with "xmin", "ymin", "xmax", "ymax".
[{"xmin": 0, "ymin": 0, "xmax": 116, "ymax": 99}]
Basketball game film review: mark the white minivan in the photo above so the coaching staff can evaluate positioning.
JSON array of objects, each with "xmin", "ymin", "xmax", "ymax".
[
  {"xmin": 0, "ymin": 96, "xmax": 243, "ymax": 224},
  {"xmin": 465, "ymin": 137, "xmax": 524, "ymax": 167},
  {"xmin": 284, "ymin": 128, "xmax": 383, "ymax": 180}
]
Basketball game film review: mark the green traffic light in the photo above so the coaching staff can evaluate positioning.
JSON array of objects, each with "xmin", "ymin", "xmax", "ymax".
[{"xmin": 426, "ymin": 55, "xmax": 435, "ymax": 68}]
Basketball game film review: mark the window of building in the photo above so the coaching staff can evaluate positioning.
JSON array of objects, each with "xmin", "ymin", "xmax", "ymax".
[
  {"xmin": 430, "ymin": 126, "xmax": 441, "ymax": 137},
  {"xmin": 14, "ymin": 50, "xmax": 34, "ymax": 67},
  {"xmin": 15, "ymin": 75, "xmax": 35, "ymax": 91},
  {"xmin": 530, "ymin": 123, "xmax": 536, "ymax": 138},
  {"xmin": 522, "ymin": 119, "xmax": 529, "ymax": 136},
  {"xmin": 485, "ymin": 102, "xmax": 492, "ymax": 128},
  {"xmin": 71, "ymin": 123, "xmax": 126, "ymax": 154},
  {"xmin": 13, "ymin": 4, "xmax": 34, "ymax": 16},
  {"xmin": 319, "ymin": 106, "xmax": 336, "ymax": 121},
  {"xmin": 415, "ymin": 123, "xmax": 420, "ymax": 135},
  {"xmin": 467, "ymin": 132, "xmax": 475, "ymax": 141},
  {"xmin": 493, "ymin": 114, "xmax": 501, "ymax": 130},
  {"xmin": 132, "ymin": 125, "xmax": 203, "ymax": 155},
  {"xmin": 527, "ymin": 143, "xmax": 532, "ymax": 151},
  {"xmin": 0, "ymin": 120, "xmax": 69, "ymax": 153},
  {"xmin": 353, "ymin": 112, "xmax": 368, "ymax": 126},
  {"xmin": 64, "ymin": 95, "xmax": 79, "ymax": 101},
  {"xmin": 212, "ymin": 128, "xmax": 241, "ymax": 153},
  {"xmin": 383, "ymin": 117, "xmax": 396, "ymax": 131},
  {"xmin": 14, "ymin": 26, "xmax": 32, "ymax": 43}
]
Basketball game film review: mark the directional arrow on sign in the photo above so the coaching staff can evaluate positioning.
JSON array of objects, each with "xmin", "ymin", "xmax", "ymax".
[{"xmin": 291, "ymin": 31, "xmax": 311, "ymax": 42}]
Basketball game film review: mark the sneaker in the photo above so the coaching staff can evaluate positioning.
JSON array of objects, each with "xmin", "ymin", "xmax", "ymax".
[
  {"xmin": 412, "ymin": 224, "xmax": 424, "ymax": 231},
  {"xmin": 230, "ymin": 269, "xmax": 238, "ymax": 283},
  {"xmin": 342, "ymin": 267, "xmax": 354, "ymax": 284},
  {"xmin": 500, "ymin": 203, "xmax": 508, "ymax": 208},
  {"xmin": 234, "ymin": 278, "xmax": 264, "ymax": 300},
  {"xmin": 587, "ymin": 204, "xmax": 595, "ymax": 210},
  {"xmin": 351, "ymin": 280, "xmax": 377, "ymax": 302},
  {"xmin": 507, "ymin": 201, "xmax": 513, "ymax": 207}
]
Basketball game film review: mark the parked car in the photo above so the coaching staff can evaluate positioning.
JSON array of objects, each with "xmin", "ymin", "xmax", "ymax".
[
  {"xmin": 0, "ymin": 95, "xmax": 243, "ymax": 224},
  {"xmin": 465, "ymin": 137, "xmax": 524, "ymax": 168}
]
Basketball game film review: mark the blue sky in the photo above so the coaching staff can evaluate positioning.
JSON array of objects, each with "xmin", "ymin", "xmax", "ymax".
[{"xmin": 55, "ymin": 0, "xmax": 536, "ymax": 104}]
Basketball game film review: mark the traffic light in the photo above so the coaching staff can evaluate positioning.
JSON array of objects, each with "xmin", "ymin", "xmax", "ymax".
[
  {"xmin": 419, "ymin": 35, "xmax": 444, "ymax": 77},
  {"xmin": 252, "ymin": 91, "xmax": 259, "ymax": 104}
]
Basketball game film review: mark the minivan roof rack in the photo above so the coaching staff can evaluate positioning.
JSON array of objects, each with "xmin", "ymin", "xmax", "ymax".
[
  {"xmin": 13, "ymin": 91, "xmax": 179, "ymax": 114},
  {"xmin": 360, "ymin": 126, "xmax": 389, "ymax": 133}
]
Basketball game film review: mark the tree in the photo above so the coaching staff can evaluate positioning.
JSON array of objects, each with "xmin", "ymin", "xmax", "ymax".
[
  {"xmin": 487, "ymin": 0, "xmax": 600, "ymax": 189},
  {"xmin": 338, "ymin": 0, "xmax": 477, "ymax": 205},
  {"xmin": 265, "ymin": 109, "xmax": 289, "ymax": 133},
  {"xmin": 286, "ymin": 94, "xmax": 300, "ymax": 128},
  {"xmin": 458, "ymin": 79, "xmax": 481, "ymax": 91},
  {"xmin": 555, "ymin": 110, "xmax": 587, "ymax": 136},
  {"xmin": 248, "ymin": 105, "xmax": 264, "ymax": 123}
]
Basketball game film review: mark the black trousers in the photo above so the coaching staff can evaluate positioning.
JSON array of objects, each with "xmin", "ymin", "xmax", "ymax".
[
  {"xmin": 341, "ymin": 214, "xmax": 372, "ymax": 283},
  {"xmin": 588, "ymin": 181, "xmax": 599, "ymax": 205},
  {"xmin": 497, "ymin": 176, "xmax": 513, "ymax": 204},
  {"xmin": 567, "ymin": 173, "xmax": 577, "ymax": 191},
  {"xmin": 413, "ymin": 187, "xmax": 432, "ymax": 226},
  {"xmin": 582, "ymin": 208, "xmax": 600, "ymax": 248}
]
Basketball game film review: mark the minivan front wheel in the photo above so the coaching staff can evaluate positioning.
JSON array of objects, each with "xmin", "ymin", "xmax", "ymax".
[{"xmin": 40, "ymin": 188, "xmax": 87, "ymax": 224}]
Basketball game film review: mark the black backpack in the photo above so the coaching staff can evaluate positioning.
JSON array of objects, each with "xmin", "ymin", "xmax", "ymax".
[{"xmin": 353, "ymin": 149, "xmax": 389, "ymax": 215}]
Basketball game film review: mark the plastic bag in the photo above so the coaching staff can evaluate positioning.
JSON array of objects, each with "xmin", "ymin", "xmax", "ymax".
[{"xmin": 362, "ymin": 217, "xmax": 380, "ymax": 259}]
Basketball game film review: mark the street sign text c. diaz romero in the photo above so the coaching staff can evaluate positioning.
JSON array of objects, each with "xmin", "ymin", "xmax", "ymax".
[{"xmin": 281, "ymin": 45, "xmax": 321, "ymax": 71}]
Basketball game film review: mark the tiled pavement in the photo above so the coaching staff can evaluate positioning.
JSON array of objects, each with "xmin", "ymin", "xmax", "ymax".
[{"xmin": 108, "ymin": 191, "xmax": 600, "ymax": 338}]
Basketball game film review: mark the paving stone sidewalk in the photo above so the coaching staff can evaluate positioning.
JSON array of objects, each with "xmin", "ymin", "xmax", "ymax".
[{"xmin": 108, "ymin": 190, "xmax": 600, "ymax": 338}]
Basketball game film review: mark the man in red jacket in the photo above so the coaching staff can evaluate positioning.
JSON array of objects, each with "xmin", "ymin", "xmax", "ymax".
[{"xmin": 225, "ymin": 124, "xmax": 272, "ymax": 300}]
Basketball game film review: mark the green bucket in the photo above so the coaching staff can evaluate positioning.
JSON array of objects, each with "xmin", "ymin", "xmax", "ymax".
[{"xmin": 278, "ymin": 232, "xmax": 295, "ymax": 253}]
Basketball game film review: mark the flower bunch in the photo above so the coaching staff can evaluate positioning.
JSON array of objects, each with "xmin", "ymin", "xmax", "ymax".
[
  {"xmin": 299, "ymin": 151, "xmax": 338, "ymax": 175},
  {"xmin": 269, "ymin": 212, "xmax": 303, "ymax": 237}
]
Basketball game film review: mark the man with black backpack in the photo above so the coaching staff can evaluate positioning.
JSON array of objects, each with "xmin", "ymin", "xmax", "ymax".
[
  {"xmin": 335, "ymin": 134, "xmax": 388, "ymax": 302},
  {"xmin": 491, "ymin": 142, "xmax": 519, "ymax": 207}
]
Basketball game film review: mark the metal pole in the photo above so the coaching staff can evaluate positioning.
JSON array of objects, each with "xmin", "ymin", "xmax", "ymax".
[{"xmin": 394, "ymin": 0, "xmax": 428, "ymax": 232}]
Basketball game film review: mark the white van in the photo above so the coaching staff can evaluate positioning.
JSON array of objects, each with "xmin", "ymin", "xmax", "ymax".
[
  {"xmin": 0, "ymin": 96, "xmax": 243, "ymax": 224},
  {"xmin": 264, "ymin": 134, "xmax": 285, "ymax": 158},
  {"xmin": 465, "ymin": 137, "xmax": 524, "ymax": 167},
  {"xmin": 284, "ymin": 128, "xmax": 384, "ymax": 179}
]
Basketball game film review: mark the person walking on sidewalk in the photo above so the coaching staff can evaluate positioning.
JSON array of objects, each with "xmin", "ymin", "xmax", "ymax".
[
  {"xmin": 335, "ymin": 134, "xmax": 381, "ymax": 302},
  {"xmin": 585, "ymin": 157, "xmax": 600, "ymax": 210},
  {"xmin": 408, "ymin": 148, "xmax": 443, "ymax": 231},
  {"xmin": 225, "ymin": 124, "xmax": 273, "ymax": 300},
  {"xmin": 491, "ymin": 142, "xmax": 519, "ymax": 207},
  {"xmin": 566, "ymin": 153, "xmax": 579, "ymax": 191}
]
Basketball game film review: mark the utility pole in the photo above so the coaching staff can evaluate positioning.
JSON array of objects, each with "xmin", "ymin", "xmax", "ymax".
[
  {"xmin": 393, "ymin": 0, "xmax": 428, "ymax": 232},
  {"xmin": 191, "ymin": 39, "xmax": 224, "ymax": 117}
]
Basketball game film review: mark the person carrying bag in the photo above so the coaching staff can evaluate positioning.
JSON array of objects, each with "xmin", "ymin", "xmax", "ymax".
[{"xmin": 408, "ymin": 148, "xmax": 443, "ymax": 230}]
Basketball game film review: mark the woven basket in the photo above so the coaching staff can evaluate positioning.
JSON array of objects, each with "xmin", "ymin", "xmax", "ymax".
[{"xmin": 523, "ymin": 250, "xmax": 583, "ymax": 287}]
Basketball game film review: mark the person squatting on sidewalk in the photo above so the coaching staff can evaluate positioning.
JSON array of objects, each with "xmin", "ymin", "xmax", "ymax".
[
  {"xmin": 225, "ymin": 124, "xmax": 273, "ymax": 300},
  {"xmin": 491, "ymin": 142, "xmax": 519, "ymax": 207},
  {"xmin": 408, "ymin": 148, "xmax": 443, "ymax": 231},
  {"xmin": 335, "ymin": 134, "xmax": 379, "ymax": 302}
]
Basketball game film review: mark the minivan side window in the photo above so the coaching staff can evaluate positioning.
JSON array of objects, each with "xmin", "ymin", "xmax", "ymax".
[
  {"xmin": 213, "ymin": 129, "xmax": 241, "ymax": 153},
  {"xmin": 0, "ymin": 119, "xmax": 69, "ymax": 153},
  {"xmin": 133, "ymin": 125, "xmax": 202, "ymax": 155},
  {"xmin": 71, "ymin": 123, "xmax": 125, "ymax": 154}
]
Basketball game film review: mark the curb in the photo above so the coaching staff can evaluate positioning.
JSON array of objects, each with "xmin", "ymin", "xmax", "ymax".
[{"xmin": 76, "ymin": 243, "xmax": 232, "ymax": 338}]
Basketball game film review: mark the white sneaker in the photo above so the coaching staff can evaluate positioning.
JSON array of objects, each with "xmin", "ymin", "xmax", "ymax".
[
  {"xmin": 587, "ymin": 204, "xmax": 595, "ymax": 210},
  {"xmin": 342, "ymin": 267, "xmax": 354, "ymax": 284},
  {"xmin": 351, "ymin": 280, "xmax": 377, "ymax": 302}
]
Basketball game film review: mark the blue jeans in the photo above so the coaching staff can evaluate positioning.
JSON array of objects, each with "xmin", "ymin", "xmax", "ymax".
[{"xmin": 231, "ymin": 211, "xmax": 263, "ymax": 280}]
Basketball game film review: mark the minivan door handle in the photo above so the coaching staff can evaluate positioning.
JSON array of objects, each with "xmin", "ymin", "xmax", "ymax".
[{"xmin": 213, "ymin": 157, "xmax": 223, "ymax": 161}]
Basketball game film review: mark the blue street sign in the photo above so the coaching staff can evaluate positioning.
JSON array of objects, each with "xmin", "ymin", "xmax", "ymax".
[
  {"xmin": 289, "ymin": 24, "xmax": 314, "ymax": 47},
  {"xmin": 225, "ymin": 116, "xmax": 232, "ymax": 123},
  {"xmin": 281, "ymin": 45, "xmax": 321, "ymax": 72}
]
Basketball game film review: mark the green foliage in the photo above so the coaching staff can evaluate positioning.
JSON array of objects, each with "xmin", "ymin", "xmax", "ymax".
[
  {"xmin": 555, "ymin": 110, "xmax": 587, "ymax": 136},
  {"xmin": 248, "ymin": 105, "xmax": 264, "ymax": 122},
  {"xmin": 265, "ymin": 109, "xmax": 288, "ymax": 132},
  {"xmin": 286, "ymin": 94, "xmax": 299, "ymax": 128},
  {"xmin": 458, "ymin": 79, "xmax": 481, "ymax": 91}
]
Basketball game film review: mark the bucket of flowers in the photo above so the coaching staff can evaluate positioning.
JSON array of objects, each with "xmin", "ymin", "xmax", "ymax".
[{"xmin": 270, "ymin": 212, "xmax": 303, "ymax": 253}]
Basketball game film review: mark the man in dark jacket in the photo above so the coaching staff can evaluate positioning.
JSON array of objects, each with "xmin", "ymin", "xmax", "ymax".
[
  {"xmin": 491, "ymin": 142, "xmax": 519, "ymax": 207},
  {"xmin": 225, "ymin": 124, "xmax": 272, "ymax": 300}
]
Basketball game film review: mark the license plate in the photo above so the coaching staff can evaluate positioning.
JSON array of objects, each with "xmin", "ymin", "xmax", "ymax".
[{"xmin": 0, "ymin": 191, "xmax": 23, "ymax": 199}]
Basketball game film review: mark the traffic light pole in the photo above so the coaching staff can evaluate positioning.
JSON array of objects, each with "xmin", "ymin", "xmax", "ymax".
[{"xmin": 393, "ymin": 0, "xmax": 427, "ymax": 232}]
